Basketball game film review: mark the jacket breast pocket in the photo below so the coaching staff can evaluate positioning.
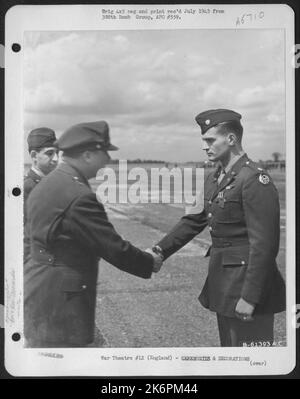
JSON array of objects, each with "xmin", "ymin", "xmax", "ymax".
[
  {"xmin": 61, "ymin": 271, "xmax": 87, "ymax": 293},
  {"xmin": 222, "ymin": 246, "xmax": 249, "ymax": 268}
]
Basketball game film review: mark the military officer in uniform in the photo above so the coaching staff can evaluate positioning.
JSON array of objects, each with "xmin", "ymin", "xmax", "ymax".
[
  {"xmin": 150, "ymin": 109, "xmax": 285, "ymax": 347},
  {"xmin": 24, "ymin": 127, "xmax": 58, "ymax": 201},
  {"xmin": 24, "ymin": 121, "xmax": 162, "ymax": 347},
  {"xmin": 24, "ymin": 128, "xmax": 58, "ymax": 263}
]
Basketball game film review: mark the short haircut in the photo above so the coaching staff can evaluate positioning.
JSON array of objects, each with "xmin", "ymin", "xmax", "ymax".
[{"xmin": 216, "ymin": 120, "xmax": 243, "ymax": 142}]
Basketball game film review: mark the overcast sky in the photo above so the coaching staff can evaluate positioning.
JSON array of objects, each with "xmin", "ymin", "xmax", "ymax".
[{"xmin": 23, "ymin": 29, "xmax": 285, "ymax": 162}]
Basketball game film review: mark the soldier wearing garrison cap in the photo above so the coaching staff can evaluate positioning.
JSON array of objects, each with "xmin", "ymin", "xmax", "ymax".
[
  {"xmin": 24, "ymin": 128, "xmax": 58, "ymax": 263},
  {"xmin": 24, "ymin": 127, "xmax": 58, "ymax": 201},
  {"xmin": 24, "ymin": 121, "xmax": 162, "ymax": 347},
  {"xmin": 151, "ymin": 109, "xmax": 285, "ymax": 347}
]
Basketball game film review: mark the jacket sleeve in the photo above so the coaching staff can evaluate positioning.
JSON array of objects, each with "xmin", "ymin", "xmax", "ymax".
[
  {"xmin": 241, "ymin": 173, "xmax": 280, "ymax": 304},
  {"xmin": 24, "ymin": 178, "xmax": 36, "ymax": 203},
  {"xmin": 66, "ymin": 193, "xmax": 154, "ymax": 279},
  {"xmin": 157, "ymin": 210, "xmax": 208, "ymax": 260}
]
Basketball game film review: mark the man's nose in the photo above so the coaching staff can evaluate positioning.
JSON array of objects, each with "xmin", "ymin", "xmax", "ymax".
[
  {"xmin": 52, "ymin": 152, "xmax": 59, "ymax": 162},
  {"xmin": 202, "ymin": 141, "xmax": 209, "ymax": 151}
]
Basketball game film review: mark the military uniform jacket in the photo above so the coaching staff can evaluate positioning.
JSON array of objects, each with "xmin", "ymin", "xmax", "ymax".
[
  {"xmin": 158, "ymin": 154, "xmax": 285, "ymax": 317},
  {"xmin": 24, "ymin": 169, "xmax": 43, "ymax": 264},
  {"xmin": 24, "ymin": 168, "xmax": 42, "ymax": 203},
  {"xmin": 25, "ymin": 162, "xmax": 154, "ymax": 346}
]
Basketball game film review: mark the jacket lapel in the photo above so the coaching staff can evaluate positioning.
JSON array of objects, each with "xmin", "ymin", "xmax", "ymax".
[
  {"xmin": 209, "ymin": 154, "xmax": 249, "ymax": 202},
  {"xmin": 208, "ymin": 163, "xmax": 222, "ymax": 200}
]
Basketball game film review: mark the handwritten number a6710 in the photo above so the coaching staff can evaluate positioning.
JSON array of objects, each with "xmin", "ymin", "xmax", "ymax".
[
  {"xmin": 236, "ymin": 11, "xmax": 265, "ymax": 27},
  {"xmin": 236, "ymin": 14, "xmax": 245, "ymax": 26}
]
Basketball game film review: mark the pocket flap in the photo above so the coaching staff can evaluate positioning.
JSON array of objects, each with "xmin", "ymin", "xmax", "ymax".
[
  {"xmin": 61, "ymin": 273, "xmax": 86, "ymax": 292},
  {"xmin": 222, "ymin": 247, "xmax": 249, "ymax": 267}
]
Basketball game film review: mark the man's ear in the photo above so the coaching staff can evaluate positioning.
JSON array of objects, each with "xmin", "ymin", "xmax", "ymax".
[
  {"xmin": 227, "ymin": 133, "xmax": 237, "ymax": 146},
  {"xmin": 81, "ymin": 150, "xmax": 92, "ymax": 163},
  {"xmin": 29, "ymin": 150, "xmax": 38, "ymax": 160}
]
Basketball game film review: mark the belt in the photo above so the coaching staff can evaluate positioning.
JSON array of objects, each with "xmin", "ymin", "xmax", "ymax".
[
  {"xmin": 211, "ymin": 237, "xmax": 249, "ymax": 248},
  {"xmin": 30, "ymin": 246, "xmax": 92, "ymax": 267}
]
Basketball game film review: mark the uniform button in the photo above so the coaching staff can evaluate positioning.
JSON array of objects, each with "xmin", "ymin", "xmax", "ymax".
[
  {"xmin": 208, "ymin": 213, "xmax": 212, "ymax": 218},
  {"xmin": 209, "ymin": 200, "xmax": 212, "ymax": 205},
  {"xmin": 241, "ymin": 261, "xmax": 245, "ymax": 265},
  {"xmin": 208, "ymin": 227, "xmax": 213, "ymax": 231},
  {"xmin": 246, "ymin": 161, "xmax": 250, "ymax": 165},
  {"xmin": 82, "ymin": 285, "xmax": 87, "ymax": 290},
  {"xmin": 48, "ymin": 258, "xmax": 52, "ymax": 262}
]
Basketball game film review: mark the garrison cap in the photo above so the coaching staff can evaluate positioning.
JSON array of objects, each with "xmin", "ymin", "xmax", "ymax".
[
  {"xmin": 195, "ymin": 109, "xmax": 242, "ymax": 135},
  {"xmin": 27, "ymin": 128, "xmax": 57, "ymax": 152},
  {"xmin": 57, "ymin": 121, "xmax": 118, "ymax": 152}
]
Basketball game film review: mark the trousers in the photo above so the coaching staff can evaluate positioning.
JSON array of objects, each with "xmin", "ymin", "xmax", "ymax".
[{"xmin": 217, "ymin": 313, "xmax": 274, "ymax": 347}]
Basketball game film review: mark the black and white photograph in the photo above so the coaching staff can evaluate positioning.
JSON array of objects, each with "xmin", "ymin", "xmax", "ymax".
[{"xmin": 4, "ymin": 4, "xmax": 296, "ymax": 376}]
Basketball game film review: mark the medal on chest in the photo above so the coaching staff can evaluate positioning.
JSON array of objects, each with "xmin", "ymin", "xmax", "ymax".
[{"xmin": 217, "ymin": 191, "xmax": 225, "ymax": 208}]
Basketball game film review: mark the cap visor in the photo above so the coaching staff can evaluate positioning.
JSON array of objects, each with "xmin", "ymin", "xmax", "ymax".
[{"xmin": 107, "ymin": 143, "xmax": 119, "ymax": 151}]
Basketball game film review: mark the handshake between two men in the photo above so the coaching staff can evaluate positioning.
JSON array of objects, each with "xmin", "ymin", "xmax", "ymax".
[{"xmin": 145, "ymin": 246, "xmax": 164, "ymax": 273}]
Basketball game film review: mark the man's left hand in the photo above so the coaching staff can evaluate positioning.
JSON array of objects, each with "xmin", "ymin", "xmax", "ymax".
[{"xmin": 235, "ymin": 298, "xmax": 255, "ymax": 322}]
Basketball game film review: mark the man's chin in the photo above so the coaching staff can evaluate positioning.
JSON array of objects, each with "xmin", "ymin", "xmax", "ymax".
[{"xmin": 207, "ymin": 155, "xmax": 218, "ymax": 162}]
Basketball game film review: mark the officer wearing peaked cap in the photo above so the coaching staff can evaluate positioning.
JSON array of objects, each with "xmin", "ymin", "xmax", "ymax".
[
  {"xmin": 24, "ymin": 121, "xmax": 162, "ymax": 347},
  {"xmin": 152, "ymin": 109, "xmax": 285, "ymax": 347},
  {"xmin": 24, "ymin": 128, "xmax": 58, "ymax": 264},
  {"xmin": 57, "ymin": 121, "xmax": 119, "ymax": 152}
]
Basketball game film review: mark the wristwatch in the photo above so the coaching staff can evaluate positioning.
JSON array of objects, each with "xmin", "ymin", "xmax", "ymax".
[{"xmin": 152, "ymin": 245, "xmax": 164, "ymax": 260}]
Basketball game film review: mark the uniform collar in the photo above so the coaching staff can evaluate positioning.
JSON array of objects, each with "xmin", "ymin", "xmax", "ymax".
[
  {"xmin": 31, "ymin": 166, "xmax": 45, "ymax": 178},
  {"xmin": 57, "ymin": 161, "xmax": 90, "ymax": 187},
  {"xmin": 27, "ymin": 168, "xmax": 43, "ymax": 183},
  {"xmin": 227, "ymin": 153, "xmax": 249, "ymax": 176},
  {"xmin": 215, "ymin": 153, "xmax": 247, "ymax": 177},
  {"xmin": 210, "ymin": 153, "xmax": 250, "ymax": 200},
  {"xmin": 222, "ymin": 151, "xmax": 245, "ymax": 173}
]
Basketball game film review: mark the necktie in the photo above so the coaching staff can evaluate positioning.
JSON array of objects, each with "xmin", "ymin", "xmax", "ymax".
[{"xmin": 218, "ymin": 169, "xmax": 226, "ymax": 185}]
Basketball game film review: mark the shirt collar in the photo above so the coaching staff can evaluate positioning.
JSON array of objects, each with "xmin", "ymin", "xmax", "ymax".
[
  {"xmin": 221, "ymin": 151, "xmax": 245, "ymax": 174},
  {"xmin": 31, "ymin": 166, "xmax": 45, "ymax": 177}
]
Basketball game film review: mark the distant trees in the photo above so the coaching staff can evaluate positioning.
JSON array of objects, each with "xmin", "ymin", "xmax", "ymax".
[
  {"xmin": 272, "ymin": 152, "xmax": 281, "ymax": 162},
  {"xmin": 109, "ymin": 159, "xmax": 165, "ymax": 164}
]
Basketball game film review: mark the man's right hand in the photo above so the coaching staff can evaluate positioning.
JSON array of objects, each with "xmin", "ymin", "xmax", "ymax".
[{"xmin": 145, "ymin": 248, "xmax": 163, "ymax": 273}]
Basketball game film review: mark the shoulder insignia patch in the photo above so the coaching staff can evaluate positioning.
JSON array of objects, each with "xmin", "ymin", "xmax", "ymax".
[{"xmin": 258, "ymin": 174, "xmax": 270, "ymax": 185}]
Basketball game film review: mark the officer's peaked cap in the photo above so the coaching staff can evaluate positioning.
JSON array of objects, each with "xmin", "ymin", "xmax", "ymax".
[{"xmin": 57, "ymin": 121, "xmax": 118, "ymax": 152}]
